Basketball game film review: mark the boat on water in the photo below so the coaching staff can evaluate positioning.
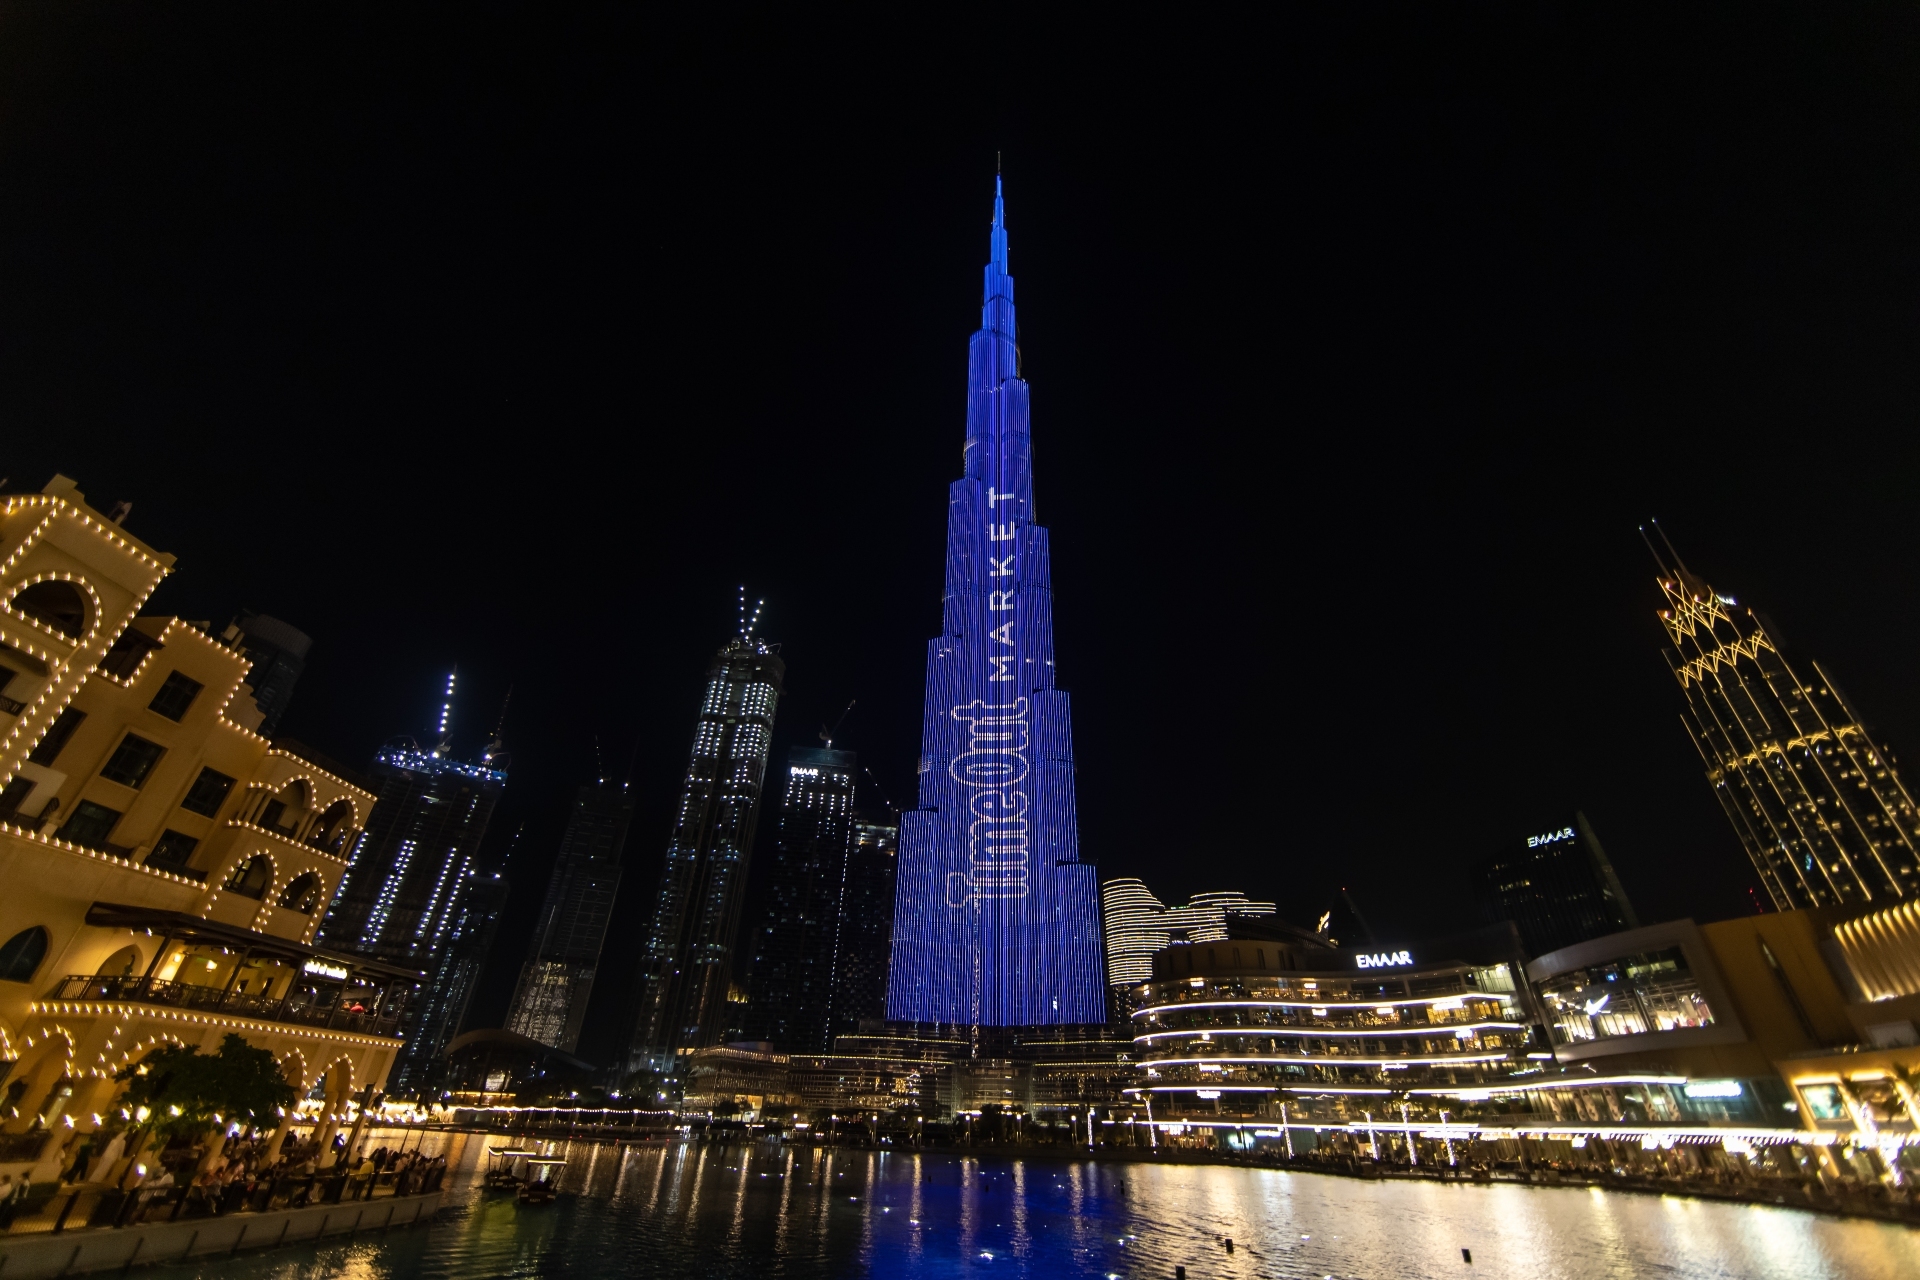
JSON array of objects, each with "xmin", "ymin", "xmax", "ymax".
[
  {"xmin": 485, "ymin": 1147, "xmax": 542, "ymax": 1191},
  {"xmin": 518, "ymin": 1157, "xmax": 567, "ymax": 1205}
]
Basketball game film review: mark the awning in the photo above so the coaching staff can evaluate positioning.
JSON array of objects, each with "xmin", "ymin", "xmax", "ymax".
[{"xmin": 85, "ymin": 902, "xmax": 422, "ymax": 981}]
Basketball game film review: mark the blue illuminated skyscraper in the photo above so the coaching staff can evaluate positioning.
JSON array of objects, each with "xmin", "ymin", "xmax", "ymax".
[{"xmin": 885, "ymin": 179, "xmax": 1107, "ymax": 1027}]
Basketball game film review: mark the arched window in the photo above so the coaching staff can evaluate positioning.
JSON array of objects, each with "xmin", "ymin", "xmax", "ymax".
[
  {"xmin": 0, "ymin": 926, "xmax": 49, "ymax": 983},
  {"xmin": 9, "ymin": 581, "xmax": 87, "ymax": 638},
  {"xmin": 224, "ymin": 855, "xmax": 272, "ymax": 900},
  {"xmin": 279, "ymin": 872, "xmax": 323, "ymax": 915}
]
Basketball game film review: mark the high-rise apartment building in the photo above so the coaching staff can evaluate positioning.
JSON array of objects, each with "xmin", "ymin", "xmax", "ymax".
[
  {"xmin": 742, "ymin": 751, "xmax": 900, "ymax": 1052},
  {"xmin": 1649, "ymin": 535, "xmax": 1920, "ymax": 910},
  {"xmin": 626, "ymin": 631, "xmax": 784, "ymax": 1077},
  {"xmin": 221, "ymin": 610, "xmax": 311, "ymax": 737},
  {"xmin": 1099, "ymin": 879, "xmax": 1277, "ymax": 990},
  {"xmin": 887, "ymin": 178, "xmax": 1106, "ymax": 1028},
  {"xmin": 742, "ymin": 748, "xmax": 856, "ymax": 1052},
  {"xmin": 831, "ymin": 811, "xmax": 898, "ymax": 1035},
  {"xmin": 1473, "ymin": 812, "xmax": 1640, "ymax": 958},
  {"xmin": 317, "ymin": 675, "xmax": 509, "ymax": 1092},
  {"xmin": 506, "ymin": 782, "xmax": 634, "ymax": 1053}
]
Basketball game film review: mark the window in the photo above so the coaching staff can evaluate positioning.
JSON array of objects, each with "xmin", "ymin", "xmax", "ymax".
[
  {"xmin": 147, "ymin": 671, "xmax": 203, "ymax": 721},
  {"xmin": 279, "ymin": 871, "xmax": 322, "ymax": 914},
  {"xmin": 180, "ymin": 767, "xmax": 235, "ymax": 816},
  {"xmin": 27, "ymin": 707, "xmax": 85, "ymax": 766},
  {"xmin": 259, "ymin": 799, "xmax": 288, "ymax": 832},
  {"xmin": 1536, "ymin": 946, "xmax": 1716, "ymax": 1046},
  {"xmin": 56, "ymin": 800, "xmax": 122, "ymax": 851},
  {"xmin": 100, "ymin": 734, "xmax": 166, "ymax": 789},
  {"xmin": 145, "ymin": 830, "xmax": 199, "ymax": 873},
  {"xmin": 0, "ymin": 926, "xmax": 48, "ymax": 983},
  {"xmin": 0, "ymin": 777, "xmax": 33, "ymax": 818},
  {"xmin": 224, "ymin": 855, "xmax": 272, "ymax": 899},
  {"xmin": 9, "ymin": 580, "xmax": 86, "ymax": 637}
]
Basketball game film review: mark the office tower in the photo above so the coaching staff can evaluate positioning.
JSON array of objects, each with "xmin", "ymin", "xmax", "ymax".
[
  {"xmin": 742, "ymin": 748, "xmax": 857, "ymax": 1051},
  {"xmin": 1099, "ymin": 879, "xmax": 1279, "ymax": 991},
  {"xmin": 398, "ymin": 861, "xmax": 510, "ymax": 1095},
  {"xmin": 317, "ymin": 673, "xmax": 508, "ymax": 1089},
  {"xmin": 1648, "ymin": 534, "xmax": 1920, "ymax": 910},
  {"xmin": 887, "ymin": 178, "xmax": 1106, "ymax": 1027},
  {"xmin": 626, "ymin": 630, "xmax": 784, "ymax": 1077},
  {"xmin": 506, "ymin": 782, "xmax": 635, "ymax": 1052},
  {"xmin": 222, "ymin": 610, "xmax": 311, "ymax": 736},
  {"xmin": 830, "ymin": 811, "xmax": 898, "ymax": 1037},
  {"xmin": 1473, "ymin": 812, "xmax": 1640, "ymax": 957}
]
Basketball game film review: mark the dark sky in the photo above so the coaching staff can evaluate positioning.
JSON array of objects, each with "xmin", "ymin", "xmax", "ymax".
[{"xmin": 5, "ymin": 10, "xmax": 1920, "ymax": 1064}]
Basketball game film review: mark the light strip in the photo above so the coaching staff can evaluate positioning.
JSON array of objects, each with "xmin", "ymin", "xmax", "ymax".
[
  {"xmin": 1134, "ymin": 1022, "xmax": 1523, "ymax": 1043},
  {"xmin": 1134, "ymin": 996, "xmax": 1514, "ymax": 1017}
]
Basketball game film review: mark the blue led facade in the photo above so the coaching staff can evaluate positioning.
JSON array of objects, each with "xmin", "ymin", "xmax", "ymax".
[{"xmin": 886, "ymin": 180, "xmax": 1107, "ymax": 1026}]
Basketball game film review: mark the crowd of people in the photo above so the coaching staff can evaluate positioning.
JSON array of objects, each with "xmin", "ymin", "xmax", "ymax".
[{"xmin": 0, "ymin": 1129, "xmax": 449, "ymax": 1233}]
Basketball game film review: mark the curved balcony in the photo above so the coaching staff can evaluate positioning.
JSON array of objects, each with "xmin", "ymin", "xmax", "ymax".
[{"xmin": 43, "ymin": 973, "xmax": 401, "ymax": 1038}]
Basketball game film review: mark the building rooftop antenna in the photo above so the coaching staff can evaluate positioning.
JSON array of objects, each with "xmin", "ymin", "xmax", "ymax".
[{"xmin": 433, "ymin": 668, "xmax": 458, "ymax": 756}]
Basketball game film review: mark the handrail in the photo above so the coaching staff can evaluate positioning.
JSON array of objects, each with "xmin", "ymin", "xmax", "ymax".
[{"xmin": 45, "ymin": 974, "xmax": 401, "ymax": 1038}]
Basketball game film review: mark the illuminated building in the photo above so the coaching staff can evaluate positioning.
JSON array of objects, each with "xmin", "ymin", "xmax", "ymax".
[
  {"xmin": 0, "ymin": 475, "xmax": 409, "ymax": 1181},
  {"xmin": 830, "ymin": 811, "xmax": 898, "ymax": 1036},
  {"xmin": 886, "ymin": 178, "xmax": 1106, "ymax": 1028},
  {"xmin": 1648, "ymin": 533, "xmax": 1920, "ymax": 909},
  {"xmin": 1473, "ymin": 812, "xmax": 1640, "ymax": 958},
  {"xmin": 742, "ymin": 748, "xmax": 858, "ymax": 1052},
  {"xmin": 626, "ymin": 627, "xmax": 784, "ymax": 1077},
  {"xmin": 1101, "ymin": 878, "xmax": 1278, "ymax": 992},
  {"xmin": 316, "ymin": 675, "xmax": 509, "ymax": 1092},
  {"xmin": 219, "ymin": 610, "xmax": 310, "ymax": 736},
  {"xmin": 506, "ymin": 780, "xmax": 635, "ymax": 1053},
  {"xmin": 1124, "ymin": 924, "xmax": 1537, "ymax": 1131}
]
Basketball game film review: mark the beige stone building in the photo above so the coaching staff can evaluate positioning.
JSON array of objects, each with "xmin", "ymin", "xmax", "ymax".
[{"xmin": 0, "ymin": 476, "xmax": 410, "ymax": 1184}]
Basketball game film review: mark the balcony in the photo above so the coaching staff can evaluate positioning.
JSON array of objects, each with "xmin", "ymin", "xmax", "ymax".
[{"xmin": 45, "ymin": 973, "xmax": 402, "ymax": 1039}]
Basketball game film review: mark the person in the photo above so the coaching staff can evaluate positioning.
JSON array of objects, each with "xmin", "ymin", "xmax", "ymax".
[{"xmin": 87, "ymin": 1131, "xmax": 127, "ymax": 1185}]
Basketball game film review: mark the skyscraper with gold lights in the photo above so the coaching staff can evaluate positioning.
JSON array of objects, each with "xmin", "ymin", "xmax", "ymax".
[{"xmin": 1649, "ymin": 531, "xmax": 1920, "ymax": 910}]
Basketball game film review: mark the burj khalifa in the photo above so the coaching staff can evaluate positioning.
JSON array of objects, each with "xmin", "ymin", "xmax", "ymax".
[{"xmin": 885, "ymin": 178, "xmax": 1107, "ymax": 1027}]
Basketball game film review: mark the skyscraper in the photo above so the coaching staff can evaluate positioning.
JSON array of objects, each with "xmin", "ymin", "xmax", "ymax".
[
  {"xmin": 1649, "ymin": 533, "xmax": 1920, "ymax": 910},
  {"xmin": 741, "ymin": 747, "xmax": 858, "ymax": 1052},
  {"xmin": 506, "ymin": 781, "xmax": 635, "ymax": 1053},
  {"xmin": 887, "ymin": 179, "xmax": 1107, "ymax": 1027},
  {"xmin": 626, "ymin": 630, "xmax": 784, "ymax": 1077},
  {"xmin": 221, "ymin": 610, "xmax": 311, "ymax": 737},
  {"xmin": 830, "ymin": 811, "xmax": 898, "ymax": 1036},
  {"xmin": 317, "ymin": 672, "xmax": 508, "ymax": 1091},
  {"xmin": 1473, "ymin": 812, "xmax": 1640, "ymax": 957}
]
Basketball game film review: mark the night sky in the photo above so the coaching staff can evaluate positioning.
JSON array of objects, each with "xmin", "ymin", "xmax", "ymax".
[{"xmin": 5, "ymin": 11, "xmax": 1919, "ymax": 1066}]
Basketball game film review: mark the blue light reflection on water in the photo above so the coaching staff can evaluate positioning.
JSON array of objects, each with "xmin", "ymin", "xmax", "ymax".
[{"xmin": 137, "ymin": 1134, "xmax": 1920, "ymax": 1280}]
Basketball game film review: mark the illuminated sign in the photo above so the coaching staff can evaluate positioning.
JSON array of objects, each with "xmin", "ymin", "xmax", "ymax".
[
  {"xmin": 1194, "ymin": 1090, "xmax": 1222, "ymax": 1100},
  {"xmin": 1683, "ymin": 1080, "xmax": 1743, "ymax": 1099},
  {"xmin": 304, "ymin": 960, "xmax": 349, "ymax": 980},
  {"xmin": 1355, "ymin": 950, "xmax": 1413, "ymax": 969},
  {"xmin": 1528, "ymin": 826, "xmax": 1575, "ymax": 848}
]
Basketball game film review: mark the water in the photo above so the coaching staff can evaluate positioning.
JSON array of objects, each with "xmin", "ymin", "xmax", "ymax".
[{"xmin": 138, "ymin": 1133, "xmax": 1920, "ymax": 1279}]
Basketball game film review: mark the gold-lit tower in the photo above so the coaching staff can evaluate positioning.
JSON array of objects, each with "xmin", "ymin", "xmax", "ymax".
[{"xmin": 1648, "ymin": 527, "xmax": 1920, "ymax": 910}]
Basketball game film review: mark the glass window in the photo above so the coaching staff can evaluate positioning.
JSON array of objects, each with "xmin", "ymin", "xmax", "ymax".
[
  {"xmin": 180, "ymin": 767, "xmax": 236, "ymax": 816},
  {"xmin": 27, "ymin": 707, "xmax": 85, "ymax": 766},
  {"xmin": 56, "ymin": 800, "xmax": 122, "ymax": 852},
  {"xmin": 100, "ymin": 734, "xmax": 166, "ymax": 789},
  {"xmin": 146, "ymin": 829, "xmax": 200, "ymax": 873},
  {"xmin": 1535, "ymin": 946, "xmax": 1716, "ymax": 1046},
  {"xmin": 224, "ymin": 855, "xmax": 272, "ymax": 899},
  {"xmin": 0, "ymin": 926, "xmax": 49, "ymax": 983},
  {"xmin": 1799, "ymin": 1083, "xmax": 1848, "ymax": 1121},
  {"xmin": 147, "ymin": 671, "xmax": 203, "ymax": 721}
]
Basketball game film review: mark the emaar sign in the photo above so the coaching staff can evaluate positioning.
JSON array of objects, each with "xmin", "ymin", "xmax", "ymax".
[
  {"xmin": 1355, "ymin": 950, "xmax": 1413, "ymax": 969},
  {"xmin": 1528, "ymin": 826, "xmax": 1575, "ymax": 848}
]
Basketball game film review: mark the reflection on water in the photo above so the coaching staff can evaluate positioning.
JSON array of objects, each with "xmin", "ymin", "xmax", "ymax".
[{"xmin": 141, "ymin": 1132, "xmax": 1920, "ymax": 1279}]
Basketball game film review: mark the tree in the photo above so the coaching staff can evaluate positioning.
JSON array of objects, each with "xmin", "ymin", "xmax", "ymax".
[{"xmin": 115, "ymin": 1034, "xmax": 297, "ymax": 1142}]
